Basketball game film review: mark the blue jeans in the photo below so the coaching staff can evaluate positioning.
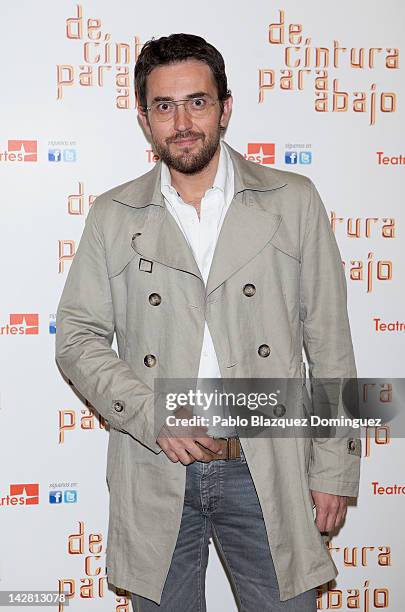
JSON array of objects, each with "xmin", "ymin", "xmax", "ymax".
[{"xmin": 131, "ymin": 445, "xmax": 316, "ymax": 611}]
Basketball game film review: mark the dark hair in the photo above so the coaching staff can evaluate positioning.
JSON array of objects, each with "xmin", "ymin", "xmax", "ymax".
[{"xmin": 134, "ymin": 33, "xmax": 231, "ymax": 115}]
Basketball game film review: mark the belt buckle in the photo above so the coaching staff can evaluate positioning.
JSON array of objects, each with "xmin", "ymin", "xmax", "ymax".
[
  {"xmin": 212, "ymin": 437, "xmax": 239, "ymax": 461},
  {"xmin": 227, "ymin": 436, "xmax": 238, "ymax": 460}
]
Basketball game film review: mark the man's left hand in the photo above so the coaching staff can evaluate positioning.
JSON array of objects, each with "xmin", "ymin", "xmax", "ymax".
[{"xmin": 310, "ymin": 490, "xmax": 348, "ymax": 532}]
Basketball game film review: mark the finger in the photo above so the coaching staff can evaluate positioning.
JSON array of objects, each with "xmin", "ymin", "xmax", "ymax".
[
  {"xmin": 185, "ymin": 441, "xmax": 216, "ymax": 462},
  {"xmin": 195, "ymin": 436, "xmax": 223, "ymax": 455},
  {"xmin": 160, "ymin": 437, "xmax": 195, "ymax": 464},
  {"xmin": 334, "ymin": 499, "xmax": 348, "ymax": 529},
  {"xmin": 156, "ymin": 435, "xmax": 170, "ymax": 449},
  {"xmin": 157, "ymin": 439, "xmax": 180, "ymax": 462},
  {"xmin": 175, "ymin": 447, "xmax": 197, "ymax": 465},
  {"xmin": 325, "ymin": 503, "xmax": 340, "ymax": 532},
  {"xmin": 164, "ymin": 450, "xmax": 181, "ymax": 463},
  {"xmin": 315, "ymin": 507, "xmax": 328, "ymax": 532},
  {"xmin": 334, "ymin": 509, "xmax": 345, "ymax": 529}
]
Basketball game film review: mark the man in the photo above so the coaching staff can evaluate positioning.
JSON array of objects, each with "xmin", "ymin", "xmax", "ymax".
[{"xmin": 55, "ymin": 33, "xmax": 361, "ymax": 611}]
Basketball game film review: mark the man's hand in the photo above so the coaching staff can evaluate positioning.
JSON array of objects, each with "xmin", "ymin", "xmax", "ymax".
[
  {"xmin": 156, "ymin": 406, "xmax": 224, "ymax": 465},
  {"xmin": 310, "ymin": 490, "xmax": 348, "ymax": 532}
]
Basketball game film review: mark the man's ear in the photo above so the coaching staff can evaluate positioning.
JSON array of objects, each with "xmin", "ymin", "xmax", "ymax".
[
  {"xmin": 220, "ymin": 94, "xmax": 233, "ymax": 130},
  {"xmin": 137, "ymin": 102, "xmax": 151, "ymax": 136}
]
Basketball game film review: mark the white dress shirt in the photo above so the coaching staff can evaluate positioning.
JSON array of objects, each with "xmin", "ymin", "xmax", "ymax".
[{"xmin": 160, "ymin": 139, "xmax": 238, "ymax": 437}]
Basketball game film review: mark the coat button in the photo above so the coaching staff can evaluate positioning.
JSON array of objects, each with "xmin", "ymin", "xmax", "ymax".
[
  {"xmin": 149, "ymin": 292, "xmax": 161, "ymax": 306},
  {"xmin": 273, "ymin": 403, "xmax": 286, "ymax": 417},
  {"xmin": 258, "ymin": 344, "xmax": 271, "ymax": 358},
  {"xmin": 144, "ymin": 354, "xmax": 157, "ymax": 367},
  {"xmin": 243, "ymin": 283, "xmax": 256, "ymax": 297},
  {"xmin": 347, "ymin": 438, "xmax": 361, "ymax": 456},
  {"xmin": 112, "ymin": 400, "xmax": 125, "ymax": 413}
]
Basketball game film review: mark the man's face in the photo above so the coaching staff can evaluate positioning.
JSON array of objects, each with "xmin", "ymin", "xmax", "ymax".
[{"xmin": 137, "ymin": 59, "xmax": 232, "ymax": 174}]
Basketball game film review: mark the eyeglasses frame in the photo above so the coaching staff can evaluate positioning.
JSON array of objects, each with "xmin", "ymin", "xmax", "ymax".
[{"xmin": 143, "ymin": 94, "xmax": 222, "ymax": 121}]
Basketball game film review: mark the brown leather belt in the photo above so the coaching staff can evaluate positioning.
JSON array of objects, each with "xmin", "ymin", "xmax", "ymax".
[{"xmin": 196, "ymin": 436, "xmax": 241, "ymax": 461}]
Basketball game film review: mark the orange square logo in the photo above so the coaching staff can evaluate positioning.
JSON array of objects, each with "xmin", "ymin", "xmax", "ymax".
[
  {"xmin": 247, "ymin": 143, "xmax": 275, "ymax": 164},
  {"xmin": 9, "ymin": 483, "xmax": 39, "ymax": 505},
  {"xmin": 8, "ymin": 140, "xmax": 37, "ymax": 162},
  {"xmin": 9, "ymin": 313, "xmax": 39, "ymax": 334}
]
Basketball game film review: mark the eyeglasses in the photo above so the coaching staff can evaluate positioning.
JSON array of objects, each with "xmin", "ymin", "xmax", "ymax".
[{"xmin": 145, "ymin": 95, "xmax": 219, "ymax": 122}]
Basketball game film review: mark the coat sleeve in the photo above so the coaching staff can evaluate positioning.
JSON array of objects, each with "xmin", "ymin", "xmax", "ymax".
[
  {"xmin": 55, "ymin": 199, "xmax": 166, "ymax": 454},
  {"xmin": 300, "ymin": 178, "xmax": 361, "ymax": 497}
]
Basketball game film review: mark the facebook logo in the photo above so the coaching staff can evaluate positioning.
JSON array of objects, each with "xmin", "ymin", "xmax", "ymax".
[
  {"xmin": 64, "ymin": 490, "xmax": 77, "ymax": 503},
  {"xmin": 49, "ymin": 491, "xmax": 63, "ymax": 504},
  {"xmin": 48, "ymin": 149, "xmax": 62, "ymax": 162},
  {"xmin": 285, "ymin": 151, "xmax": 298, "ymax": 164},
  {"xmin": 299, "ymin": 151, "xmax": 312, "ymax": 164}
]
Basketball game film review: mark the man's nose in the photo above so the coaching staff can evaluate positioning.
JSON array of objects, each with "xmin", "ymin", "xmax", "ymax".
[{"xmin": 172, "ymin": 103, "xmax": 193, "ymax": 132}]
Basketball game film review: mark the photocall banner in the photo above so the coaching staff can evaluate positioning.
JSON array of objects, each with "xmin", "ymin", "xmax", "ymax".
[{"xmin": 0, "ymin": 1, "xmax": 403, "ymax": 610}]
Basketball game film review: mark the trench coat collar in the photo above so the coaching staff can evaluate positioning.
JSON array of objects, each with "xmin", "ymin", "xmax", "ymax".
[
  {"xmin": 113, "ymin": 140, "xmax": 287, "ymax": 209},
  {"xmin": 113, "ymin": 140, "xmax": 288, "ymax": 297}
]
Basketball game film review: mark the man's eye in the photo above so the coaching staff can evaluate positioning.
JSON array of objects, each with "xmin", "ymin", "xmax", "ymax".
[
  {"xmin": 191, "ymin": 98, "xmax": 206, "ymax": 108},
  {"xmin": 157, "ymin": 103, "xmax": 172, "ymax": 112}
]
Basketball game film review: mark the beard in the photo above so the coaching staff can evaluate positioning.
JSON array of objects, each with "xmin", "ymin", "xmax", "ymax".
[{"xmin": 151, "ymin": 121, "xmax": 222, "ymax": 175}]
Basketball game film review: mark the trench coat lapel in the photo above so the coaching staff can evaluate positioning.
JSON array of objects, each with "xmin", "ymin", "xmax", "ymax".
[
  {"xmin": 131, "ymin": 206, "xmax": 204, "ymax": 283},
  {"xmin": 112, "ymin": 140, "xmax": 287, "ymax": 295},
  {"xmin": 113, "ymin": 160, "xmax": 204, "ymax": 283},
  {"xmin": 205, "ymin": 194, "xmax": 282, "ymax": 297}
]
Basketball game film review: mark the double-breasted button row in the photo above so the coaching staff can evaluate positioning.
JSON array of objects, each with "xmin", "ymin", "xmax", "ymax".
[
  {"xmin": 243, "ymin": 283, "xmax": 256, "ymax": 297},
  {"xmin": 243, "ymin": 284, "xmax": 270, "ymax": 359},
  {"xmin": 149, "ymin": 292, "xmax": 161, "ymax": 306},
  {"xmin": 258, "ymin": 344, "xmax": 271, "ymax": 358},
  {"xmin": 144, "ymin": 354, "xmax": 157, "ymax": 367}
]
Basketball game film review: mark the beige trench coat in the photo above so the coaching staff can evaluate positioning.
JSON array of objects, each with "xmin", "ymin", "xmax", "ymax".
[{"xmin": 55, "ymin": 140, "xmax": 361, "ymax": 603}]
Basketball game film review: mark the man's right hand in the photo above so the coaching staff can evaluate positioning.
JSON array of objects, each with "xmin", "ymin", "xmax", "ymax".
[{"xmin": 156, "ymin": 406, "xmax": 223, "ymax": 465}]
